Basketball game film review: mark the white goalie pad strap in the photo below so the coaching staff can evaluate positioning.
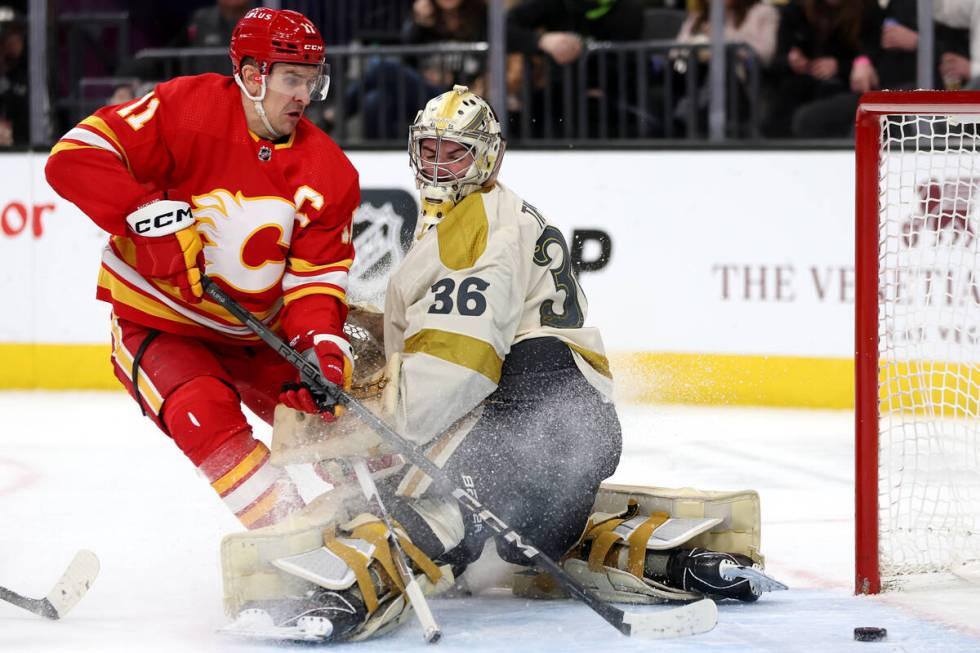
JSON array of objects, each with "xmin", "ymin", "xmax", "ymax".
[
  {"xmin": 125, "ymin": 199, "xmax": 194, "ymax": 236},
  {"xmin": 272, "ymin": 539, "xmax": 375, "ymax": 590},
  {"xmin": 408, "ymin": 497, "xmax": 465, "ymax": 554},
  {"xmin": 513, "ymin": 561, "xmax": 701, "ymax": 605},
  {"xmin": 612, "ymin": 516, "xmax": 723, "ymax": 551},
  {"xmin": 592, "ymin": 483, "xmax": 763, "ymax": 564}
]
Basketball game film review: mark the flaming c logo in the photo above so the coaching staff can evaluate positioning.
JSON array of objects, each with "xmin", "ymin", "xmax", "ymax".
[{"xmin": 192, "ymin": 189, "xmax": 294, "ymax": 293}]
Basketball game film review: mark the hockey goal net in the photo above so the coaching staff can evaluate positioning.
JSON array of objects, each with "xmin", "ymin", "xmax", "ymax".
[{"xmin": 856, "ymin": 92, "xmax": 980, "ymax": 594}]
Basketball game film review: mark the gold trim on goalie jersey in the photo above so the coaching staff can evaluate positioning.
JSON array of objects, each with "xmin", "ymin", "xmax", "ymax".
[
  {"xmin": 436, "ymin": 191, "xmax": 489, "ymax": 270},
  {"xmin": 566, "ymin": 342, "xmax": 612, "ymax": 379},
  {"xmin": 403, "ymin": 328, "xmax": 503, "ymax": 383}
]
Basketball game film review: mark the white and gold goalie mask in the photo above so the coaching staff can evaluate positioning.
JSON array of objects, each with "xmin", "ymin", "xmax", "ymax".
[{"xmin": 408, "ymin": 85, "xmax": 505, "ymax": 225}]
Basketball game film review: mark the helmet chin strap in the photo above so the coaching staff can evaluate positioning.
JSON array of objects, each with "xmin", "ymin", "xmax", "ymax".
[
  {"xmin": 417, "ymin": 187, "xmax": 460, "ymax": 235},
  {"xmin": 234, "ymin": 73, "xmax": 281, "ymax": 139}
]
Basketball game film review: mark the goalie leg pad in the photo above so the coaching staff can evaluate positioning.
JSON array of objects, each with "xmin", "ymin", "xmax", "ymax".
[
  {"xmin": 590, "ymin": 483, "xmax": 763, "ymax": 563},
  {"xmin": 222, "ymin": 505, "xmax": 452, "ymax": 643},
  {"xmin": 513, "ymin": 483, "xmax": 766, "ymax": 604},
  {"xmin": 221, "ymin": 482, "xmax": 363, "ymax": 616}
]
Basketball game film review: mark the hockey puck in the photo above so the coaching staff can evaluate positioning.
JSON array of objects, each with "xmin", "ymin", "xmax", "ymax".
[{"xmin": 854, "ymin": 627, "xmax": 887, "ymax": 642}]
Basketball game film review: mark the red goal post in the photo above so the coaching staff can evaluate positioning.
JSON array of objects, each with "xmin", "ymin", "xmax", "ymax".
[{"xmin": 855, "ymin": 91, "xmax": 980, "ymax": 595}]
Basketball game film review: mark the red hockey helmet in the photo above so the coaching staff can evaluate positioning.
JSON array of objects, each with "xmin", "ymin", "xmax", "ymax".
[{"xmin": 230, "ymin": 8, "xmax": 329, "ymax": 100}]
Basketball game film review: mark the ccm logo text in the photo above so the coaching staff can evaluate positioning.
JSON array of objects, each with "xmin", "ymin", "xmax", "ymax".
[{"xmin": 133, "ymin": 207, "xmax": 193, "ymax": 234}]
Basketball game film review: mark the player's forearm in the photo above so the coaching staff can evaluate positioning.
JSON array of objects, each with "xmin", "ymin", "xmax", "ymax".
[
  {"xmin": 45, "ymin": 148, "xmax": 149, "ymax": 236},
  {"xmin": 280, "ymin": 293, "xmax": 348, "ymax": 343}
]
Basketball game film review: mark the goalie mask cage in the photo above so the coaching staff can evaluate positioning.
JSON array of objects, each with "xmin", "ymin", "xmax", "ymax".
[{"xmin": 856, "ymin": 91, "xmax": 980, "ymax": 595}]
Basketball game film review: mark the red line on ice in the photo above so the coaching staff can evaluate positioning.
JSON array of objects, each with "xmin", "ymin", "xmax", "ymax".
[{"xmin": 0, "ymin": 457, "xmax": 42, "ymax": 497}]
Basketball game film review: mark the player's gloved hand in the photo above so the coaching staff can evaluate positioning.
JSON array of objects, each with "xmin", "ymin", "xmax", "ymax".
[
  {"xmin": 279, "ymin": 333, "xmax": 353, "ymax": 421},
  {"xmin": 125, "ymin": 191, "xmax": 204, "ymax": 303}
]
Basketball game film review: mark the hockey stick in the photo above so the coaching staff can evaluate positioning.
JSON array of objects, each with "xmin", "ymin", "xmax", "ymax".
[
  {"xmin": 346, "ymin": 457, "xmax": 442, "ymax": 643},
  {"xmin": 0, "ymin": 550, "xmax": 100, "ymax": 620},
  {"xmin": 202, "ymin": 276, "xmax": 717, "ymax": 639}
]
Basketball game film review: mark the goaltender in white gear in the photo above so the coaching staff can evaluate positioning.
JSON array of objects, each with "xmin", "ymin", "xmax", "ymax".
[
  {"xmin": 388, "ymin": 85, "xmax": 614, "ymax": 448},
  {"xmin": 219, "ymin": 86, "xmax": 785, "ymax": 644}
]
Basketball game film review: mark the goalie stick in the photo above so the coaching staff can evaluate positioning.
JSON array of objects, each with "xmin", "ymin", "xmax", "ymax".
[
  {"xmin": 347, "ymin": 457, "xmax": 442, "ymax": 643},
  {"xmin": 202, "ymin": 276, "xmax": 718, "ymax": 640},
  {"xmin": 0, "ymin": 550, "xmax": 100, "ymax": 620}
]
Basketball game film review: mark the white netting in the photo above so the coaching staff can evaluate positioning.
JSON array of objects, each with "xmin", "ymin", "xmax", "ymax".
[{"xmin": 877, "ymin": 113, "xmax": 980, "ymax": 587}]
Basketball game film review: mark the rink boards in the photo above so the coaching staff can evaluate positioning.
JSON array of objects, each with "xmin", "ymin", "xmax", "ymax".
[{"xmin": 0, "ymin": 149, "xmax": 859, "ymax": 406}]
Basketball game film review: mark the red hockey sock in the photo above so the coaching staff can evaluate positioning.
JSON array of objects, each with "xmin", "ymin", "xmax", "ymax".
[{"xmin": 163, "ymin": 376, "xmax": 303, "ymax": 528}]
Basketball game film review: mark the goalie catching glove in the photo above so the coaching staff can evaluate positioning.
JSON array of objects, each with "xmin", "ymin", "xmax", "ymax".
[
  {"xmin": 280, "ymin": 332, "xmax": 354, "ymax": 419},
  {"xmin": 125, "ymin": 191, "xmax": 204, "ymax": 304}
]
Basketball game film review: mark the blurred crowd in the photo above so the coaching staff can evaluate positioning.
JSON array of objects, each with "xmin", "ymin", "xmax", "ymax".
[{"xmin": 6, "ymin": 0, "xmax": 980, "ymax": 146}]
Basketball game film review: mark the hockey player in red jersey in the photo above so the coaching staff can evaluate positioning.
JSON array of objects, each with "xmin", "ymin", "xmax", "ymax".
[{"xmin": 44, "ymin": 8, "xmax": 358, "ymax": 529}]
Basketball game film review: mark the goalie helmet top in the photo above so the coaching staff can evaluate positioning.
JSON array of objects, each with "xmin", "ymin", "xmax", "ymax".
[{"xmin": 408, "ymin": 85, "xmax": 505, "ymax": 225}]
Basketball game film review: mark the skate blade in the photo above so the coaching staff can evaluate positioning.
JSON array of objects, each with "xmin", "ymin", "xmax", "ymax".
[
  {"xmin": 218, "ymin": 608, "xmax": 334, "ymax": 642},
  {"xmin": 723, "ymin": 566, "xmax": 789, "ymax": 593}
]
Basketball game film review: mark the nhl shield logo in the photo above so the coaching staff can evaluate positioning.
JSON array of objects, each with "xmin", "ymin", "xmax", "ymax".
[
  {"xmin": 258, "ymin": 145, "xmax": 272, "ymax": 161},
  {"xmin": 349, "ymin": 202, "xmax": 405, "ymax": 307},
  {"xmin": 348, "ymin": 190, "xmax": 419, "ymax": 307}
]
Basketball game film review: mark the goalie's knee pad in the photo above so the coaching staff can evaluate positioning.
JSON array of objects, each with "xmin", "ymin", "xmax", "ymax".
[{"xmin": 221, "ymin": 502, "xmax": 453, "ymax": 643}]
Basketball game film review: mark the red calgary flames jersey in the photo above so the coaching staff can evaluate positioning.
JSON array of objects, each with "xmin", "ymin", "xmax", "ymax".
[{"xmin": 45, "ymin": 73, "xmax": 359, "ymax": 345}]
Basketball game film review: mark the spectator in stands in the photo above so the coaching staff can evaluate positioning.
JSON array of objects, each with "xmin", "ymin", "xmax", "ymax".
[
  {"xmin": 676, "ymin": 0, "xmax": 779, "ymax": 67},
  {"xmin": 0, "ymin": 18, "xmax": 27, "ymax": 147},
  {"xmin": 405, "ymin": 0, "xmax": 488, "ymax": 91},
  {"xmin": 123, "ymin": 0, "xmax": 255, "ymax": 81},
  {"xmin": 176, "ymin": 0, "xmax": 255, "ymax": 75},
  {"xmin": 184, "ymin": 0, "xmax": 253, "ymax": 49},
  {"xmin": 876, "ymin": 0, "xmax": 969, "ymax": 90},
  {"xmin": 934, "ymin": 0, "xmax": 980, "ymax": 89},
  {"xmin": 105, "ymin": 81, "xmax": 156, "ymax": 108},
  {"xmin": 506, "ymin": 0, "xmax": 644, "ymax": 137},
  {"xmin": 507, "ymin": 0, "xmax": 643, "ymax": 65},
  {"xmin": 340, "ymin": 0, "xmax": 488, "ymax": 139},
  {"xmin": 667, "ymin": 0, "xmax": 778, "ymax": 137},
  {"xmin": 765, "ymin": 0, "xmax": 883, "ymax": 139},
  {"xmin": 106, "ymin": 82, "xmax": 136, "ymax": 106}
]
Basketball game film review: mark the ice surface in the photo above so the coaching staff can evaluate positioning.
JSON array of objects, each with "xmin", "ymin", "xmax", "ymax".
[{"xmin": 1, "ymin": 392, "xmax": 979, "ymax": 652}]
